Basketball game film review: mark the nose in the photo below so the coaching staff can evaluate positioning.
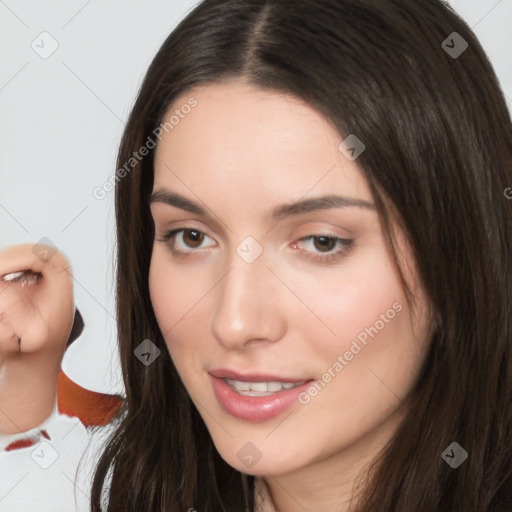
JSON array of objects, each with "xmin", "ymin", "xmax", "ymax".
[{"xmin": 210, "ymin": 251, "xmax": 287, "ymax": 351}]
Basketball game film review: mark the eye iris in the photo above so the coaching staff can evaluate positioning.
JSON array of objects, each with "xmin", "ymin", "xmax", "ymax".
[
  {"xmin": 313, "ymin": 236, "xmax": 335, "ymax": 252},
  {"xmin": 184, "ymin": 229, "xmax": 204, "ymax": 248}
]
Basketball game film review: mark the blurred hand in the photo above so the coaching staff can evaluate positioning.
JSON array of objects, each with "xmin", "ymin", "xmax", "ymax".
[
  {"xmin": 0, "ymin": 244, "xmax": 74, "ymax": 359},
  {"xmin": 0, "ymin": 243, "xmax": 75, "ymax": 434}
]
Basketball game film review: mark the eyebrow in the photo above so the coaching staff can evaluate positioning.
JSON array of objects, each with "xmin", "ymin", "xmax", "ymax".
[{"xmin": 150, "ymin": 189, "xmax": 376, "ymax": 222}]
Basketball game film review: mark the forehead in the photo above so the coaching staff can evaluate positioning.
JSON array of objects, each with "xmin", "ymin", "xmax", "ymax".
[{"xmin": 152, "ymin": 80, "xmax": 372, "ymax": 204}]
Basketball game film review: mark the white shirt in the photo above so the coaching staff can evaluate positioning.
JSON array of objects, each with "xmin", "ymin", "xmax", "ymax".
[
  {"xmin": 0, "ymin": 406, "xmax": 273, "ymax": 512},
  {"xmin": 0, "ymin": 402, "xmax": 111, "ymax": 512}
]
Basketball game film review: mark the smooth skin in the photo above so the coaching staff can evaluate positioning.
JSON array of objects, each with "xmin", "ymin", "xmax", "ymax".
[
  {"xmin": 0, "ymin": 244, "xmax": 74, "ymax": 435},
  {"xmin": 149, "ymin": 79, "xmax": 432, "ymax": 512}
]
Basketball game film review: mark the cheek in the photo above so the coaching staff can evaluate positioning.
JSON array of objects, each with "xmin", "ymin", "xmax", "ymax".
[
  {"xmin": 149, "ymin": 251, "xmax": 189, "ymax": 331},
  {"xmin": 300, "ymin": 251, "xmax": 428, "ymax": 422},
  {"xmin": 148, "ymin": 250, "xmax": 208, "ymax": 368},
  {"xmin": 149, "ymin": 253, "xmax": 179, "ymax": 342},
  {"xmin": 288, "ymin": 241, "xmax": 408, "ymax": 358}
]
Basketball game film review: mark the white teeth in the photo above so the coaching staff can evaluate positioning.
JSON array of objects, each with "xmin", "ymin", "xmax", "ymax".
[
  {"xmin": 267, "ymin": 382, "xmax": 283, "ymax": 392},
  {"xmin": 224, "ymin": 378, "xmax": 306, "ymax": 395},
  {"xmin": 233, "ymin": 380, "xmax": 250, "ymax": 391},
  {"xmin": 248, "ymin": 382, "xmax": 268, "ymax": 392}
]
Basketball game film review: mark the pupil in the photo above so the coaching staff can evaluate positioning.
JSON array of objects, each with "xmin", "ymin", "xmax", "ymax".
[
  {"xmin": 186, "ymin": 230, "xmax": 203, "ymax": 247},
  {"xmin": 315, "ymin": 236, "xmax": 334, "ymax": 252}
]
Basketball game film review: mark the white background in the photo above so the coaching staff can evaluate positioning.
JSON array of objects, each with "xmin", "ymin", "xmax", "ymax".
[{"xmin": 1, "ymin": 0, "xmax": 511, "ymax": 397}]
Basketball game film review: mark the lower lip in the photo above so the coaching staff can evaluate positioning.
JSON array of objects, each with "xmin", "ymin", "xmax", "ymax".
[{"xmin": 210, "ymin": 375, "xmax": 314, "ymax": 423}]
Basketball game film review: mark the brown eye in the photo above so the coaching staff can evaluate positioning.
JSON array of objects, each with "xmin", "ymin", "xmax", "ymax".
[
  {"xmin": 295, "ymin": 234, "xmax": 354, "ymax": 264},
  {"xmin": 157, "ymin": 227, "xmax": 215, "ymax": 256},
  {"xmin": 312, "ymin": 236, "xmax": 336, "ymax": 252},
  {"xmin": 182, "ymin": 229, "xmax": 205, "ymax": 248}
]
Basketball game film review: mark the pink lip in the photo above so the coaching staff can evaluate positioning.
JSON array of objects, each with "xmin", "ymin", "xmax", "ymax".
[{"xmin": 209, "ymin": 371, "xmax": 314, "ymax": 423}]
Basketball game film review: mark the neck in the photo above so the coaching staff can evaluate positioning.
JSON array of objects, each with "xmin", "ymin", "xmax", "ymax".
[{"xmin": 0, "ymin": 352, "xmax": 59, "ymax": 435}]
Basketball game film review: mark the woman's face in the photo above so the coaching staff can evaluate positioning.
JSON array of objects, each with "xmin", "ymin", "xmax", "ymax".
[{"xmin": 149, "ymin": 79, "xmax": 431, "ymax": 478}]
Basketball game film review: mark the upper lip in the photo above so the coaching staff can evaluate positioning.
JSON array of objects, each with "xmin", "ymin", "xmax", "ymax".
[{"xmin": 209, "ymin": 368, "xmax": 311, "ymax": 383}]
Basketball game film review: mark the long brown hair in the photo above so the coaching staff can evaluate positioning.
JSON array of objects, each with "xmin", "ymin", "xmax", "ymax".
[{"xmin": 90, "ymin": 0, "xmax": 512, "ymax": 510}]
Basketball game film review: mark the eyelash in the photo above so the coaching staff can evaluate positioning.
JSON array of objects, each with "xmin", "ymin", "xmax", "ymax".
[{"xmin": 156, "ymin": 228, "xmax": 354, "ymax": 264}]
